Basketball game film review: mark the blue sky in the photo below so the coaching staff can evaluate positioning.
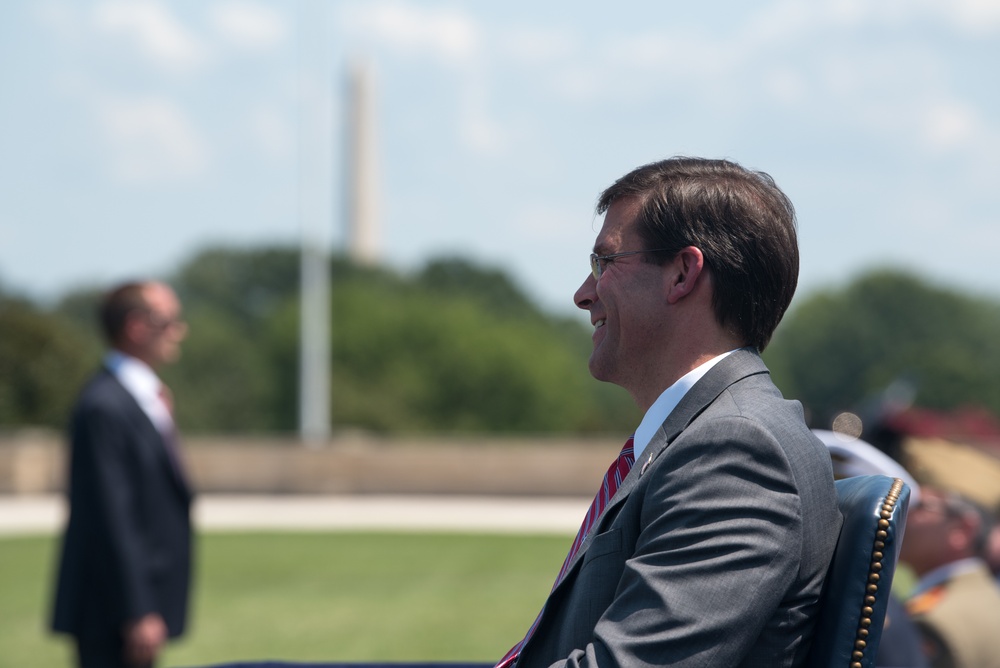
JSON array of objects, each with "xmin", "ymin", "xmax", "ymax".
[{"xmin": 1, "ymin": 0, "xmax": 998, "ymax": 316}]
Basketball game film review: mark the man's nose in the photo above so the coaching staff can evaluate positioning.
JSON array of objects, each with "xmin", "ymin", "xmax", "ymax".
[{"xmin": 574, "ymin": 273, "xmax": 596, "ymax": 310}]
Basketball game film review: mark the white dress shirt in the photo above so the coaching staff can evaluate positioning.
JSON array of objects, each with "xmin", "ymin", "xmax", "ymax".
[
  {"xmin": 632, "ymin": 350, "xmax": 737, "ymax": 461},
  {"xmin": 104, "ymin": 350, "xmax": 174, "ymax": 437}
]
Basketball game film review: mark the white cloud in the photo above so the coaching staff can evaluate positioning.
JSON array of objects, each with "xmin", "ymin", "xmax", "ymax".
[
  {"xmin": 96, "ymin": 96, "xmax": 210, "ymax": 183},
  {"xmin": 802, "ymin": 48, "xmax": 996, "ymax": 157},
  {"xmin": 877, "ymin": 0, "xmax": 1000, "ymax": 34},
  {"xmin": 943, "ymin": 0, "xmax": 1000, "ymax": 33},
  {"xmin": 605, "ymin": 32, "xmax": 723, "ymax": 74},
  {"xmin": 743, "ymin": 0, "xmax": 819, "ymax": 45},
  {"xmin": 456, "ymin": 78, "xmax": 507, "ymax": 156},
  {"xmin": 764, "ymin": 67, "xmax": 809, "ymax": 106},
  {"xmin": 93, "ymin": 0, "xmax": 208, "ymax": 72},
  {"xmin": 920, "ymin": 100, "xmax": 983, "ymax": 151},
  {"xmin": 34, "ymin": 1, "xmax": 78, "ymax": 36},
  {"xmin": 342, "ymin": 2, "xmax": 480, "ymax": 63},
  {"xmin": 209, "ymin": 1, "xmax": 289, "ymax": 50},
  {"xmin": 339, "ymin": 3, "xmax": 503, "ymax": 155},
  {"xmin": 511, "ymin": 204, "xmax": 585, "ymax": 241},
  {"xmin": 743, "ymin": 0, "xmax": 1000, "ymax": 46},
  {"xmin": 549, "ymin": 65, "xmax": 604, "ymax": 103},
  {"xmin": 500, "ymin": 27, "xmax": 578, "ymax": 64},
  {"xmin": 458, "ymin": 112, "xmax": 505, "ymax": 155}
]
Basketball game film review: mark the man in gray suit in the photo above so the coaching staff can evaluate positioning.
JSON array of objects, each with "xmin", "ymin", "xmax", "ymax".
[{"xmin": 499, "ymin": 157, "xmax": 842, "ymax": 667}]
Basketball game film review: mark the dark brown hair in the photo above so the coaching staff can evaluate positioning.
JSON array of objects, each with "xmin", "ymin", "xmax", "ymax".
[
  {"xmin": 98, "ymin": 282, "xmax": 150, "ymax": 345},
  {"xmin": 598, "ymin": 157, "xmax": 798, "ymax": 351}
]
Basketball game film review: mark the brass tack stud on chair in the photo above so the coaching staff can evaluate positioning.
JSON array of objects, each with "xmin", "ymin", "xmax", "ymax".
[{"xmin": 850, "ymin": 478, "xmax": 905, "ymax": 668}]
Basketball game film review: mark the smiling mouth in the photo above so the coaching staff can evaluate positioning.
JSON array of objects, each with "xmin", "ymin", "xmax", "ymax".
[{"xmin": 595, "ymin": 318, "xmax": 606, "ymax": 329}]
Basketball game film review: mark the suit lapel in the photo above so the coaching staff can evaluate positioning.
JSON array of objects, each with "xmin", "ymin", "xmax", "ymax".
[
  {"xmin": 105, "ymin": 369, "xmax": 192, "ymax": 501},
  {"xmin": 159, "ymin": 428, "xmax": 193, "ymax": 502},
  {"xmin": 554, "ymin": 348, "xmax": 770, "ymax": 585},
  {"xmin": 648, "ymin": 347, "xmax": 769, "ymax": 449}
]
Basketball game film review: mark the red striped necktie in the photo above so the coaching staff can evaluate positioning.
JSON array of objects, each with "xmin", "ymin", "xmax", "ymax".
[{"xmin": 495, "ymin": 436, "xmax": 636, "ymax": 668}]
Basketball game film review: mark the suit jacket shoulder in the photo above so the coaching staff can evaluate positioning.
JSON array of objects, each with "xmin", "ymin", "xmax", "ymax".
[{"xmin": 520, "ymin": 348, "xmax": 841, "ymax": 668}]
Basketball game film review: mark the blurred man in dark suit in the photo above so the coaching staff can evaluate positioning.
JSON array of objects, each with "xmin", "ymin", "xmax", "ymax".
[{"xmin": 51, "ymin": 281, "xmax": 193, "ymax": 668}]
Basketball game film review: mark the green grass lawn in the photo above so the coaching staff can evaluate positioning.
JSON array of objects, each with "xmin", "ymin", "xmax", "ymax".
[{"xmin": 0, "ymin": 531, "xmax": 570, "ymax": 668}]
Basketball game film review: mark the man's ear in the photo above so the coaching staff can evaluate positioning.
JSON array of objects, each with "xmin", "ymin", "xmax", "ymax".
[
  {"xmin": 665, "ymin": 246, "xmax": 705, "ymax": 305},
  {"xmin": 121, "ymin": 311, "xmax": 148, "ymax": 347}
]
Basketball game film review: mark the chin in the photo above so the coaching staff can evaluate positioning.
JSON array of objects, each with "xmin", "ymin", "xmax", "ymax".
[
  {"xmin": 587, "ymin": 356, "xmax": 614, "ymax": 383},
  {"xmin": 160, "ymin": 351, "xmax": 181, "ymax": 365}
]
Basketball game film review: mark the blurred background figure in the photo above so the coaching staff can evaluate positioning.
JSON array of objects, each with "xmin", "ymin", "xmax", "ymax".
[
  {"xmin": 814, "ymin": 429, "xmax": 929, "ymax": 668},
  {"xmin": 982, "ymin": 521, "xmax": 1000, "ymax": 584},
  {"xmin": 901, "ymin": 486, "xmax": 1000, "ymax": 668},
  {"xmin": 50, "ymin": 281, "xmax": 194, "ymax": 668}
]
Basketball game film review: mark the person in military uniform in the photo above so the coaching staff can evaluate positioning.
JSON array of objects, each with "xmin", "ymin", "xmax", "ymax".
[{"xmin": 902, "ymin": 485, "xmax": 1000, "ymax": 668}]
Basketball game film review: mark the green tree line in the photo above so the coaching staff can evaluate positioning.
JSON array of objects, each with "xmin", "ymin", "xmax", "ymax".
[
  {"xmin": 0, "ymin": 248, "xmax": 639, "ymax": 435},
  {"xmin": 764, "ymin": 270, "xmax": 1000, "ymax": 429},
  {"xmin": 3, "ymin": 250, "xmax": 999, "ymax": 436}
]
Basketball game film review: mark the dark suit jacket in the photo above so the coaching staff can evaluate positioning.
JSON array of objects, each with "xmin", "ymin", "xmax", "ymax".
[
  {"xmin": 516, "ymin": 348, "xmax": 842, "ymax": 668},
  {"xmin": 51, "ymin": 367, "xmax": 193, "ymax": 643},
  {"xmin": 876, "ymin": 595, "xmax": 929, "ymax": 668}
]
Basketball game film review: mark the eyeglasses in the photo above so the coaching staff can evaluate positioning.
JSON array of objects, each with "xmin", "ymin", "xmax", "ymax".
[
  {"xmin": 143, "ymin": 311, "xmax": 186, "ymax": 332},
  {"xmin": 590, "ymin": 248, "xmax": 676, "ymax": 279},
  {"xmin": 914, "ymin": 494, "xmax": 974, "ymax": 520}
]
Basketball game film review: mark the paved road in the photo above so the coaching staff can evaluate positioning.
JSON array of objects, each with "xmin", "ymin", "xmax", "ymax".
[{"xmin": 0, "ymin": 495, "xmax": 589, "ymax": 536}]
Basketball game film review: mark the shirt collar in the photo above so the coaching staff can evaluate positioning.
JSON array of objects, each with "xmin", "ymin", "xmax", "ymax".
[
  {"xmin": 912, "ymin": 557, "xmax": 987, "ymax": 597},
  {"xmin": 105, "ymin": 350, "xmax": 161, "ymax": 401},
  {"xmin": 632, "ymin": 350, "xmax": 737, "ymax": 460}
]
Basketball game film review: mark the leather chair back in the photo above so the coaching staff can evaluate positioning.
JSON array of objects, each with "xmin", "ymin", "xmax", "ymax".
[{"xmin": 805, "ymin": 475, "xmax": 911, "ymax": 668}]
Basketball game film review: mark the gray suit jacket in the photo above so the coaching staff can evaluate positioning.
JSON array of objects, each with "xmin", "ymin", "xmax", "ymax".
[{"xmin": 516, "ymin": 348, "xmax": 842, "ymax": 668}]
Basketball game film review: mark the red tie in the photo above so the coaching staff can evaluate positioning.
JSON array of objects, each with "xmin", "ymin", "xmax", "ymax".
[
  {"xmin": 495, "ymin": 437, "xmax": 636, "ymax": 668},
  {"xmin": 158, "ymin": 383, "xmax": 174, "ymax": 417},
  {"xmin": 157, "ymin": 383, "xmax": 186, "ymax": 479}
]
